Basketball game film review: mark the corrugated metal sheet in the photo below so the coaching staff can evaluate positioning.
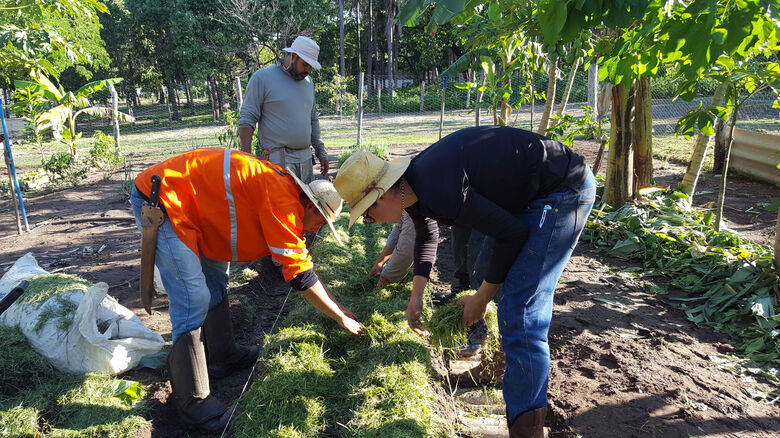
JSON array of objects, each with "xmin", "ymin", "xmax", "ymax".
[{"xmin": 730, "ymin": 128, "xmax": 780, "ymax": 185}]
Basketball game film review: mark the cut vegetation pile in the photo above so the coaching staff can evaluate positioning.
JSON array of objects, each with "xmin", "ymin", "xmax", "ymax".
[
  {"xmin": 584, "ymin": 190, "xmax": 779, "ymax": 394},
  {"xmin": 0, "ymin": 323, "xmax": 149, "ymax": 436},
  {"xmin": 232, "ymin": 216, "xmax": 450, "ymax": 437}
]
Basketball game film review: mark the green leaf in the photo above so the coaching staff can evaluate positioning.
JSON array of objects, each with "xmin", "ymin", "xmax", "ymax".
[
  {"xmin": 539, "ymin": 1, "xmax": 567, "ymax": 44},
  {"xmin": 592, "ymin": 297, "xmax": 624, "ymax": 308},
  {"xmin": 112, "ymin": 380, "xmax": 145, "ymax": 406},
  {"xmin": 398, "ymin": 0, "xmax": 427, "ymax": 26}
]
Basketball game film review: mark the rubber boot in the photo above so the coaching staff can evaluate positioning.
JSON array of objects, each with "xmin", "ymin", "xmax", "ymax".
[
  {"xmin": 167, "ymin": 328, "xmax": 230, "ymax": 432},
  {"xmin": 203, "ymin": 299, "xmax": 260, "ymax": 379},
  {"xmin": 508, "ymin": 407, "xmax": 548, "ymax": 438},
  {"xmin": 457, "ymin": 319, "xmax": 487, "ymax": 358}
]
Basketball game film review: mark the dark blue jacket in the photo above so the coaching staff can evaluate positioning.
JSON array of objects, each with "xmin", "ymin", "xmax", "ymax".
[{"xmin": 404, "ymin": 126, "xmax": 588, "ymax": 284}]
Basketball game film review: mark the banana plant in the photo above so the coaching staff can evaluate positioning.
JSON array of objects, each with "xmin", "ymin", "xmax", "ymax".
[{"xmin": 14, "ymin": 72, "xmax": 135, "ymax": 156}]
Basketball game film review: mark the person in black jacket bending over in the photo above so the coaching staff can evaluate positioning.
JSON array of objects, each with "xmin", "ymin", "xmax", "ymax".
[{"xmin": 334, "ymin": 126, "xmax": 595, "ymax": 437}]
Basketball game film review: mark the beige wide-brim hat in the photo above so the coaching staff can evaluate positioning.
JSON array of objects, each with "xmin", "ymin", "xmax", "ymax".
[
  {"xmin": 333, "ymin": 149, "xmax": 411, "ymax": 228},
  {"xmin": 288, "ymin": 171, "xmax": 344, "ymax": 245},
  {"xmin": 282, "ymin": 36, "xmax": 322, "ymax": 70}
]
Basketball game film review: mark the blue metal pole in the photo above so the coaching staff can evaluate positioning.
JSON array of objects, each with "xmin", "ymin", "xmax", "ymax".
[{"xmin": 0, "ymin": 96, "xmax": 30, "ymax": 232}]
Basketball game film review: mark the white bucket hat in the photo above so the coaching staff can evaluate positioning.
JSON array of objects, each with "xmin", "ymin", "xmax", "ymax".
[
  {"xmin": 333, "ymin": 149, "xmax": 411, "ymax": 228},
  {"xmin": 288, "ymin": 170, "xmax": 344, "ymax": 245},
  {"xmin": 282, "ymin": 36, "xmax": 322, "ymax": 70}
]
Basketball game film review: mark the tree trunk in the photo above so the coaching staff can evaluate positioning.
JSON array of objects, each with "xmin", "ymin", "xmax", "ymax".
[
  {"xmin": 633, "ymin": 76, "xmax": 653, "ymax": 190},
  {"xmin": 604, "ymin": 81, "xmax": 634, "ymax": 208},
  {"xmin": 339, "ymin": 0, "xmax": 345, "ymax": 76},
  {"xmin": 713, "ymin": 111, "xmax": 729, "ymax": 172},
  {"xmin": 587, "ymin": 60, "xmax": 599, "ymax": 117},
  {"xmin": 385, "ymin": 0, "xmax": 394, "ymax": 98},
  {"xmin": 367, "ymin": 0, "xmax": 374, "ymax": 98},
  {"xmin": 185, "ymin": 78, "xmax": 193, "ymax": 111},
  {"xmin": 355, "ymin": 0, "xmax": 361, "ymax": 73},
  {"xmin": 679, "ymin": 81, "xmax": 729, "ymax": 199},
  {"xmin": 166, "ymin": 81, "xmax": 181, "ymax": 121},
  {"xmin": 208, "ymin": 76, "xmax": 219, "ymax": 121},
  {"xmin": 537, "ymin": 59, "xmax": 557, "ymax": 134},
  {"xmin": 554, "ymin": 57, "xmax": 580, "ymax": 120},
  {"xmin": 714, "ymin": 93, "xmax": 738, "ymax": 232},
  {"xmin": 216, "ymin": 78, "xmax": 225, "ymax": 117}
]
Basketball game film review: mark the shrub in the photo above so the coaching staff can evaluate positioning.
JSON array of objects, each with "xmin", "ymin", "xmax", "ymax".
[{"xmin": 43, "ymin": 152, "xmax": 88, "ymax": 186}]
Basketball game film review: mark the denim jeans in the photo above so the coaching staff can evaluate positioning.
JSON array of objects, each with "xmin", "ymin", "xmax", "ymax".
[
  {"xmin": 130, "ymin": 186, "xmax": 229, "ymax": 343},
  {"xmin": 472, "ymin": 170, "xmax": 596, "ymax": 421}
]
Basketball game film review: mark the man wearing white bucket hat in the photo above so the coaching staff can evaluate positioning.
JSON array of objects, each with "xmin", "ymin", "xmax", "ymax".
[
  {"xmin": 238, "ymin": 35, "xmax": 329, "ymax": 183},
  {"xmin": 131, "ymin": 148, "xmax": 360, "ymax": 431},
  {"xmin": 335, "ymin": 126, "xmax": 595, "ymax": 438}
]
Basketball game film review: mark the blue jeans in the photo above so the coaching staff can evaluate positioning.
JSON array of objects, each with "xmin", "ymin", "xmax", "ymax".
[
  {"xmin": 130, "ymin": 186, "xmax": 229, "ymax": 343},
  {"xmin": 472, "ymin": 170, "xmax": 596, "ymax": 421}
]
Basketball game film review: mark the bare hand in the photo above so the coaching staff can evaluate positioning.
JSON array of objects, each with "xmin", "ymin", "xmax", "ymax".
[
  {"xmin": 339, "ymin": 316, "xmax": 362, "ymax": 336},
  {"xmin": 319, "ymin": 155, "xmax": 330, "ymax": 175},
  {"xmin": 405, "ymin": 297, "xmax": 428, "ymax": 337},
  {"xmin": 369, "ymin": 262, "xmax": 383, "ymax": 277},
  {"xmin": 457, "ymin": 293, "xmax": 488, "ymax": 328},
  {"xmin": 339, "ymin": 305, "xmax": 359, "ymax": 321},
  {"xmin": 376, "ymin": 275, "xmax": 390, "ymax": 288}
]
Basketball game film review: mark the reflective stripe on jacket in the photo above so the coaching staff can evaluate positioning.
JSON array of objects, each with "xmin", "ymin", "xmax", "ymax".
[{"xmin": 135, "ymin": 148, "xmax": 312, "ymax": 282}]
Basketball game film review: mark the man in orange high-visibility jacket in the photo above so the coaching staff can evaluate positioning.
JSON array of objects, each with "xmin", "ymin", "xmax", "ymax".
[{"xmin": 130, "ymin": 148, "xmax": 361, "ymax": 431}]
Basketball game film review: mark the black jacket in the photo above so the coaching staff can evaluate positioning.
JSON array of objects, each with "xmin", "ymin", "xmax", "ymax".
[{"xmin": 404, "ymin": 126, "xmax": 588, "ymax": 284}]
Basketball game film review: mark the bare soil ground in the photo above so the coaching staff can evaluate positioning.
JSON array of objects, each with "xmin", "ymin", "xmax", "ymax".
[{"xmin": 1, "ymin": 139, "xmax": 779, "ymax": 437}]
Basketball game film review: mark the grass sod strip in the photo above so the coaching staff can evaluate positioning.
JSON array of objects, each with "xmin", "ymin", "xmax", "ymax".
[
  {"xmin": 583, "ymin": 190, "xmax": 780, "ymax": 379},
  {"xmin": 427, "ymin": 290, "xmax": 501, "ymax": 363},
  {"xmin": 232, "ymin": 215, "xmax": 447, "ymax": 437},
  {"xmin": 0, "ymin": 325, "xmax": 150, "ymax": 437}
]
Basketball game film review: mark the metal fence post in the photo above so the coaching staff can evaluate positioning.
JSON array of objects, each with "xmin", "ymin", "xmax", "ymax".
[
  {"xmin": 0, "ymin": 97, "xmax": 30, "ymax": 233},
  {"xmin": 439, "ymin": 74, "xmax": 448, "ymax": 140},
  {"xmin": 235, "ymin": 76, "xmax": 243, "ymax": 110},
  {"xmin": 357, "ymin": 72, "xmax": 364, "ymax": 147},
  {"xmin": 420, "ymin": 81, "xmax": 425, "ymax": 112},
  {"xmin": 109, "ymin": 84, "xmax": 120, "ymax": 150}
]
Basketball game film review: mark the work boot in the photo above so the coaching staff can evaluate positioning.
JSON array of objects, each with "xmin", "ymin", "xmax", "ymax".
[
  {"xmin": 203, "ymin": 299, "xmax": 260, "ymax": 379},
  {"xmin": 508, "ymin": 407, "xmax": 548, "ymax": 438},
  {"xmin": 431, "ymin": 291, "xmax": 454, "ymax": 307},
  {"xmin": 457, "ymin": 319, "xmax": 487, "ymax": 358},
  {"xmin": 167, "ymin": 328, "xmax": 230, "ymax": 431}
]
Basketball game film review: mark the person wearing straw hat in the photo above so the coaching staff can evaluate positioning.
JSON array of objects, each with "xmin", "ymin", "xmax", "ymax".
[
  {"xmin": 238, "ymin": 35, "xmax": 329, "ymax": 183},
  {"xmin": 334, "ymin": 125, "xmax": 595, "ymax": 438},
  {"xmin": 131, "ymin": 148, "xmax": 361, "ymax": 431}
]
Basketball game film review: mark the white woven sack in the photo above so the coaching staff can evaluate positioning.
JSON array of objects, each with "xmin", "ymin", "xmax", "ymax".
[{"xmin": 0, "ymin": 253, "xmax": 164, "ymax": 375}]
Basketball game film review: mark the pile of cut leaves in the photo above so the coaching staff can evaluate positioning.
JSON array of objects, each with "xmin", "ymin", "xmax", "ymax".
[
  {"xmin": 232, "ymin": 216, "xmax": 451, "ymax": 437},
  {"xmin": 583, "ymin": 190, "xmax": 779, "ymax": 383}
]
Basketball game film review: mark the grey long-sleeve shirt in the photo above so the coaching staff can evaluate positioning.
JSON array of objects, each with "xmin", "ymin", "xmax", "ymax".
[
  {"xmin": 238, "ymin": 62, "xmax": 326, "ymax": 162},
  {"xmin": 381, "ymin": 210, "xmax": 415, "ymax": 282}
]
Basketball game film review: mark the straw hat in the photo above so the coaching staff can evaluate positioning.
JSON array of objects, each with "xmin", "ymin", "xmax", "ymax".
[
  {"xmin": 282, "ymin": 36, "xmax": 321, "ymax": 70},
  {"xmin": 333, "ymin": 149, "xmax": 411, "ymax": 228},
  {"xmin": 288, "ymin": 171, "xmax": 344, "ymax": 245}
]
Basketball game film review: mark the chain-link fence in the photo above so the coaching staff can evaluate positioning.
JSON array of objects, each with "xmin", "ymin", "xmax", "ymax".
[{"xmin": 3, "ymin": 67, "xmax": 778, "ymax": 160}]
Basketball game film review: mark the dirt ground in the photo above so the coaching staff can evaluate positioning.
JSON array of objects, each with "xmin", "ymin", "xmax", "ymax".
[{"xmin": 1, "ymin": 139, "xmax": 779, "ymax": 437}]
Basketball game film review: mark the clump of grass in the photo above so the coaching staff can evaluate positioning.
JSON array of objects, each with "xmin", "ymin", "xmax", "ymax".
[
  {"xmin": 33, "ymin": 296, "xmax": 78, "ymax": 333},
  {"xmin": 18, "ymin": 274, "xmax": 92, "ymax": 307},
  {"xmin": 428, "ymin": 290, "xmax": 501, "ymax": 362},
  {"xmin": 0, "ymin": 325, "xmax": 150, "ymax": 436},
  {"xmin": 232, "ymin": 214, "xmax": 446, "ymax": 437}
]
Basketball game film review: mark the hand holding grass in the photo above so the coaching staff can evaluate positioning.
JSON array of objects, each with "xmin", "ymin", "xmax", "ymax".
[{"xmin": 458, "ymin": 282, "xmax": 501, "ymax": 327}]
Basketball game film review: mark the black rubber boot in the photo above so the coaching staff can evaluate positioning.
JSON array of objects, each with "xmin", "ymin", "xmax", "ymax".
[
  {"xmin": 167, "ymin": 328, "xmax": 230, "ymax": 432},
  {"xmin": 203, "ymin": 299, "xmax": 260, "ymax": 379},
  {"xmin": 508, "ymin": 407, "xmax": 548, "ymax": 438}
]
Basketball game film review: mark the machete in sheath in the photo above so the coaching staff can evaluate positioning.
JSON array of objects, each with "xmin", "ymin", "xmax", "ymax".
[{"xmin": 140, "ymin": 174, "xmax": 164, "ymax": 314}]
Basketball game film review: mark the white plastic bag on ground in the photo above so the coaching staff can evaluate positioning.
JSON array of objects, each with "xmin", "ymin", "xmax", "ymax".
[{"xmin": 0, "ymin": 253, "xmax": 165, "ymax": 375}]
